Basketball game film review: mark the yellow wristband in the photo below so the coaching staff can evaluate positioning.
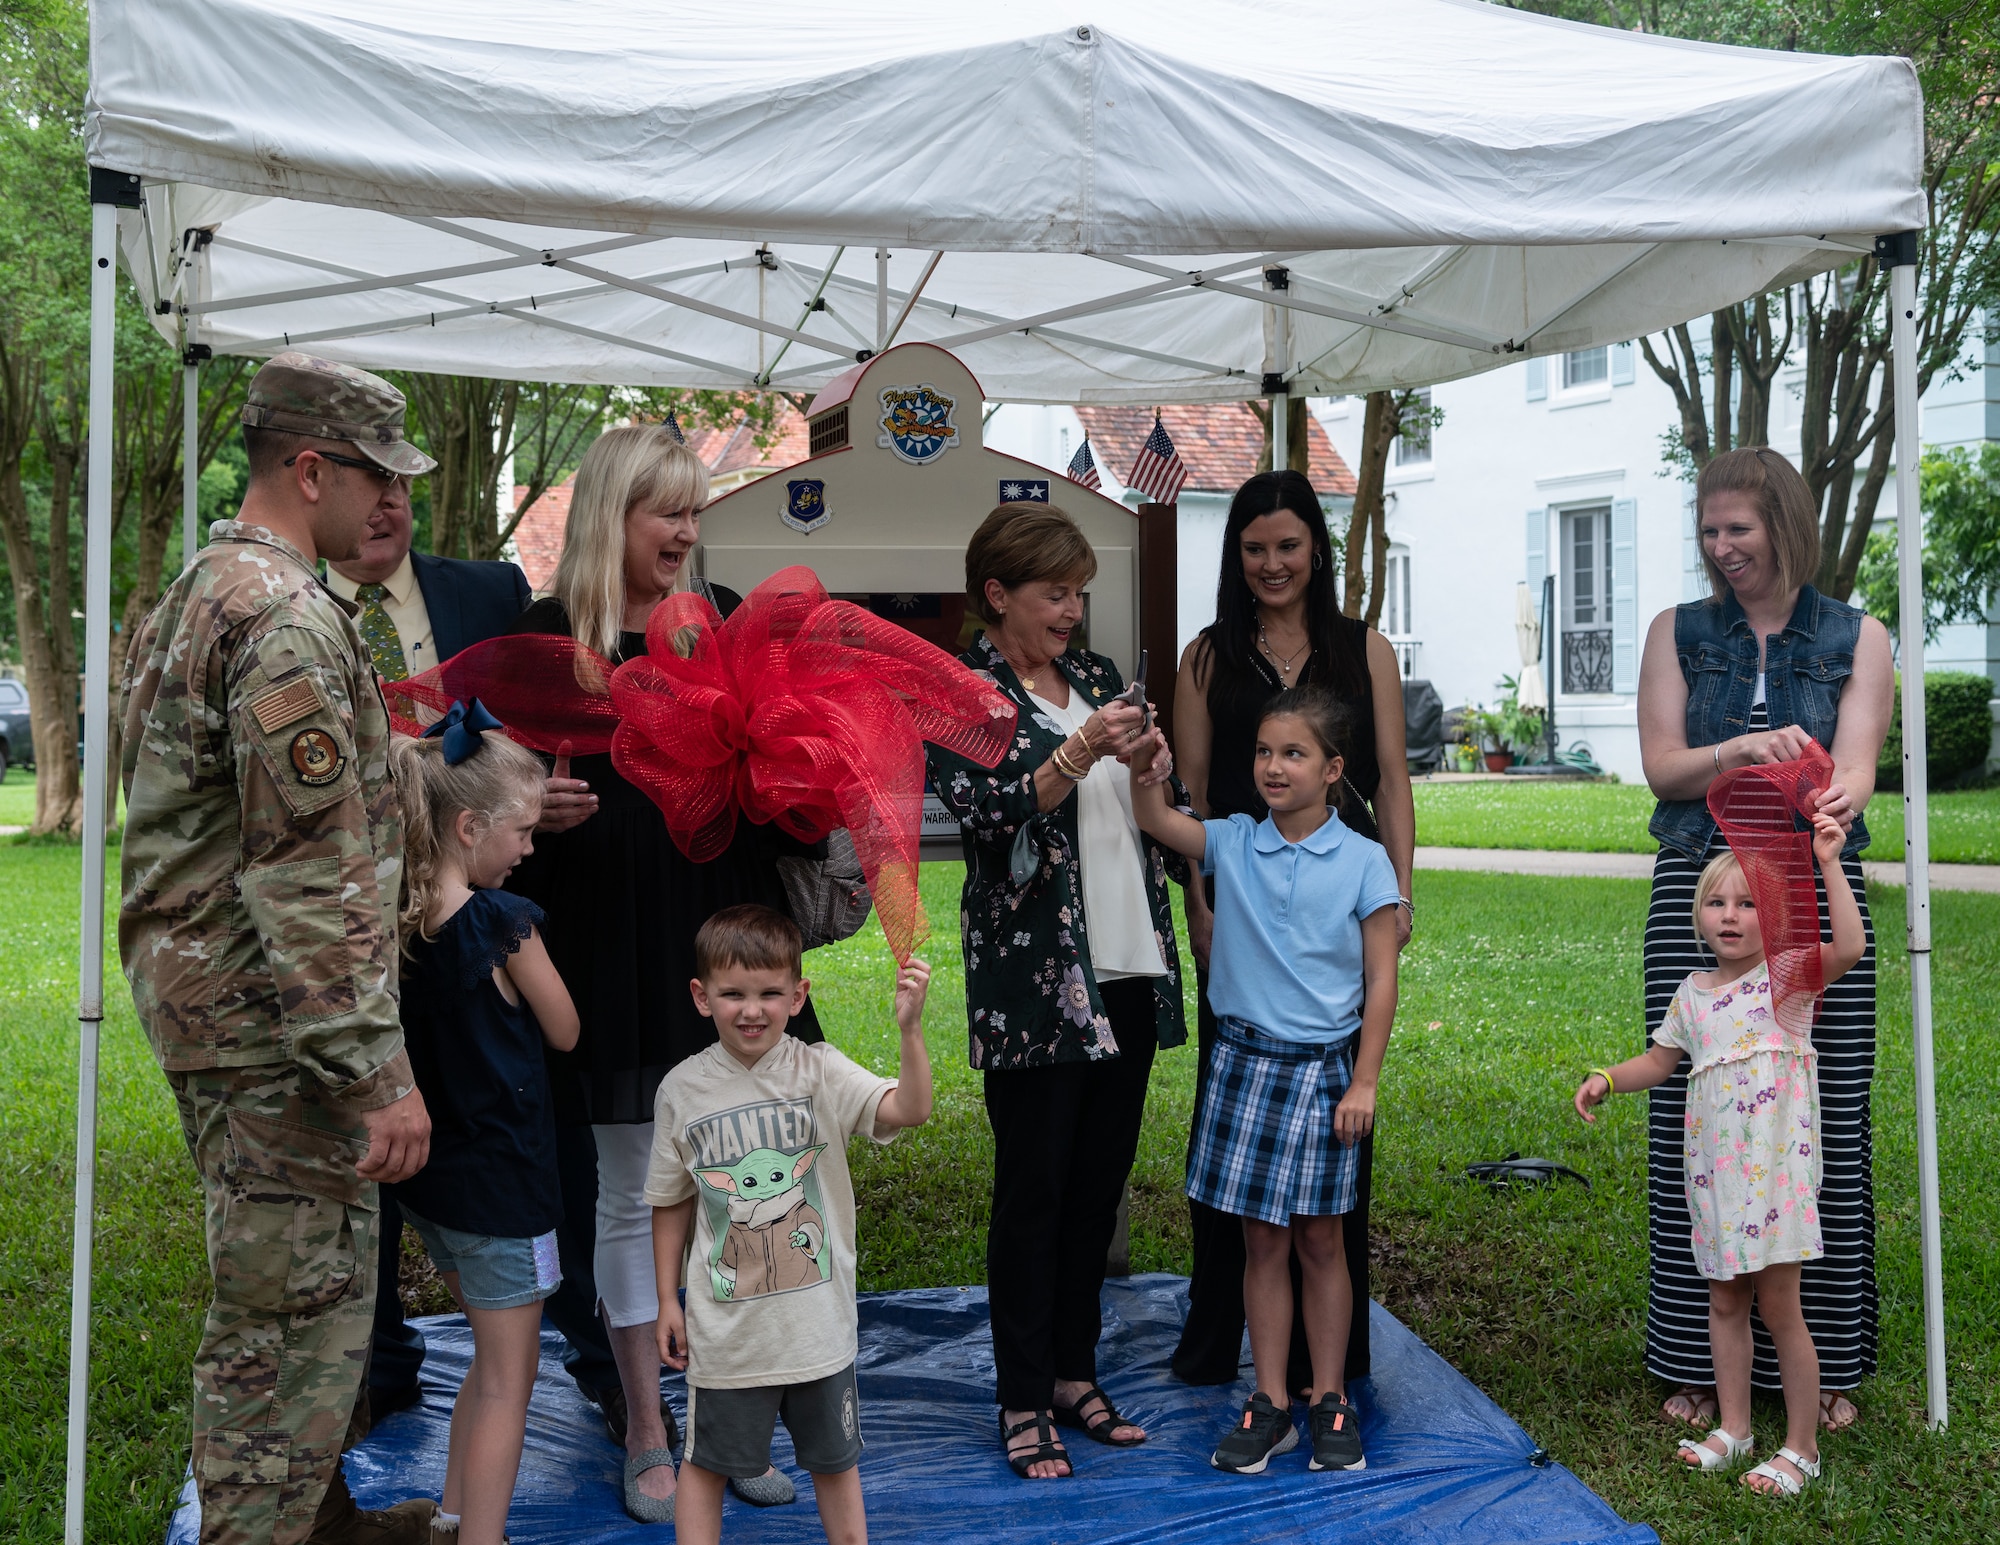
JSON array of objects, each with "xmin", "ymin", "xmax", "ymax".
[{"xmin": 1590, "ymin": 1067, "xmax": 1616, "ymax": 1096}]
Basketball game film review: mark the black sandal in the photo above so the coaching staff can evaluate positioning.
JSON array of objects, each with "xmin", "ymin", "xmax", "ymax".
[
  {"xmin": 1052, "ymin": 1384, "xmax": 1145, "ymax": 1447},
  {"xmin": 1000, "ymin": 1411, "xmax": 1071, "ymax": 1478}
]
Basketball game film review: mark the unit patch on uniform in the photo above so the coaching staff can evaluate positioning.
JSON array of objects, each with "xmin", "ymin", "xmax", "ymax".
[
  {"xmin": 780, "ymin": 478, "xmax": 832, "ymax": 534},
  {"xmin": 249, "ymin": 678, "xmax": 322, "ymax": 733},
  {"xmin": 289, "ymin": 728, "xmax": 347, "ymax": 786},
  {"xmin": 876, "ymin": 384, "xmax": 960, "ymax": 465}
]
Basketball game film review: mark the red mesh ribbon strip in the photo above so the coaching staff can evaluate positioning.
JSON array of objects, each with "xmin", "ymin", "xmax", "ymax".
[
  {"xmin": 1705, "ymin": 741, "xmax": 1835, "ymax": 1035},
  {"xmin": 384, "ymin": 566, "xmax": 1017, "ymax": 961}
]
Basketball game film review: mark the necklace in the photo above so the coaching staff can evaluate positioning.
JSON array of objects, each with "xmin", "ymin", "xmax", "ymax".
[
  {"xmin": 995, "ymin": 640, "xmax": 1047, "ymax": 692},
  {"xmin": 1258, "ymin": 620, "xmax": 1308, "ymax": 681}
]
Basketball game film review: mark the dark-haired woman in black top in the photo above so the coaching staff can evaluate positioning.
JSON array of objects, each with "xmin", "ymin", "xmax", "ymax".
[{"xmin": 1169, "ymin": 469, "xmax": 1415, "ymax": 1390}]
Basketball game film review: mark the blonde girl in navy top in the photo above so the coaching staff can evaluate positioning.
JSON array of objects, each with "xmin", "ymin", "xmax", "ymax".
[
  {"xmin": 1130, "ymin": 685, "xmax": 1400, "ymax": 1477},
  {"xmin": 387, "ymin": 703, "xmax": 580, "ymax": 1545}
]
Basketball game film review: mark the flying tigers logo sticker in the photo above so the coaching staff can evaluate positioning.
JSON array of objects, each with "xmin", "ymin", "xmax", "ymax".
[
  {"xmin": 289, "ymin": 728, "xmax": 347, "ymax": 786},
  {"xmin": 876, "ymin": 384, "xmax": 959, "ymax": 465}
]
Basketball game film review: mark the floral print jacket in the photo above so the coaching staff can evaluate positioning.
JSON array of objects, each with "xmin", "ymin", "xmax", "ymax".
[{"xmin": 926, "ymin": 632, "xmax": 1189, "ymax": 1071}]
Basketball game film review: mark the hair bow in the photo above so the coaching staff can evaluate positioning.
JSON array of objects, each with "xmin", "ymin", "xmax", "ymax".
[{"xmin": 421, "ymin": 698, "xmax": 505, "ymax": 765}]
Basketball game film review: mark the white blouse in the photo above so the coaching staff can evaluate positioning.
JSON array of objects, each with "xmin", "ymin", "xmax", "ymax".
[{"xmin": 1028, "ymin": 688, "xmax": 1168, "ymax": 981}]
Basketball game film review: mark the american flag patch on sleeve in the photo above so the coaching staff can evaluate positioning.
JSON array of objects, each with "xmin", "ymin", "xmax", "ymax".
[{"xmin": 248, "ymin": 678, "xmax": 322, "ymax": 733}]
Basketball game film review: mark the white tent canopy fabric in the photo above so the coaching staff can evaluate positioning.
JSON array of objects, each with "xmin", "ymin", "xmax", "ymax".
[
  {"xmin": 70, "ymin": 5, "xmax": 1947, "ymax": 1540},
  {"xmin": 92, "ymin": 0, "xmax": 1924, "ymax": 400}
]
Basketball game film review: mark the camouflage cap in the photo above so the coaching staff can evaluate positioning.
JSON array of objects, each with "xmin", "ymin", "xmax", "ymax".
[{"xmin": 241, "ymin": 352, "xmax": 437, "ymax": 476}]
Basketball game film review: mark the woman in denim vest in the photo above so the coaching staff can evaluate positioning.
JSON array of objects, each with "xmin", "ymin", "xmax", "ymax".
[{"xmin": 1636, "ymin": 448, "xmax": 1893, "ymax": 1437}]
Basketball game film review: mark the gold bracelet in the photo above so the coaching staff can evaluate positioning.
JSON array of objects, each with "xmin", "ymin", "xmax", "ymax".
[
  {"xmin": 1590, "ymin": 1066, "xmax": 1616, "ymax": 1096},
  {"xmin": 1066, "ymin": 733, "xmax": 1099, "ymax": 771},
  {"xmin": 1050, "ymin": 744, "xmax": 1086, "ymax": 781}
]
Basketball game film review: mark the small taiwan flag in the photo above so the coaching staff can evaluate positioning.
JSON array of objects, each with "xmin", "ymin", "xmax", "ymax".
[
  {"xmin": 1066, "ymin": 437, "xmax": 1101, "ymax": 491},
  {"xmin": 999, "ymin": 479, "xmax": 1050, "ymax": 504}
]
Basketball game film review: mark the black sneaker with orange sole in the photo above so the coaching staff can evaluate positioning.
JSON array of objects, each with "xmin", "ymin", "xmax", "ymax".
[
  {"xmin": 1212, "ymin": 1391, "xmax": 1299, "ymax": 1474},
  {"xmin": 1307, "ymin": 1393, "xmax": 1366, "ymax": 1471}
]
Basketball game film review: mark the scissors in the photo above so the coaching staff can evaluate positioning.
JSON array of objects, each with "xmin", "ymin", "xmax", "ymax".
[{"xmin": 1110, "ymin": 648, "xmax": 1151, "ymax": 732}]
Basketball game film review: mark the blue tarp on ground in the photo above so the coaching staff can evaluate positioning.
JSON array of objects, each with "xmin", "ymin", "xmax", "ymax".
[{"xmin": 170, "ymin": 1274, "xmax": 1656, "ymax": 1544}]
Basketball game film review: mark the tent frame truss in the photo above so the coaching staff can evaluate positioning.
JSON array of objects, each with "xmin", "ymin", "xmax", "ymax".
[{"xmin": 63, "ymin": 173, "xmax": 1951, "ymax": 1545}]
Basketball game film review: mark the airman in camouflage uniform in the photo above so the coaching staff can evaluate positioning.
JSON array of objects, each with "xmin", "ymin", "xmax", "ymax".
[{"xmin": 120, "ymin": 354, "xmax": 440, "ymax": 1545}]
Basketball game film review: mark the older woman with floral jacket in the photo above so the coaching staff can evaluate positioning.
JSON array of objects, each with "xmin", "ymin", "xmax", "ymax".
[{"xmin": 929, "ymin": 503, "xmax": 1188, "ymax": 1483}]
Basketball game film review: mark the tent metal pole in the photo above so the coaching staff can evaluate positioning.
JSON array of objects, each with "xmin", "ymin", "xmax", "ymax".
[
  {"xmin": 881, "ymin": 251, "xmax": 942, "ymax": 352},
  {"xmin": 875, "ymin": 248, "xmax": 889, "ymax": 352},
  {"xmin": 66, "ymin": 191, "xmax": 121, "ymax": 1545},
  {"xmin": 1265, "ymin": 267, "xmax": 1290, "ymax": 473},
  {"xmin": 182, "ymin": 353, "xmax": 200, "ymax": 565},
  {"xmin": 1886, "ymin": 246, "xmax": 1947, "ymax": 1431}
]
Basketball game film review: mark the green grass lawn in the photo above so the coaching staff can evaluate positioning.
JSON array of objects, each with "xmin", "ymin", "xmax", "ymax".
[
  {"xmin": 5, "ymin": 848, "xmax": 1996, "ymax": 1543},
  {"xmin": 0, "ymin": 763, "xmax": 37, "ymax": 827},
  {"xmin": 1414, "ymin": 778, "xmax": 2000, "ymax": 864}
]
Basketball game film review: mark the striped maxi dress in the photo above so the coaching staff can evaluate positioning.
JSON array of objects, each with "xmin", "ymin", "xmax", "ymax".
[{"xmin": 1642, "ymin": 705, "xmax": 1879, "ymax": 1392}]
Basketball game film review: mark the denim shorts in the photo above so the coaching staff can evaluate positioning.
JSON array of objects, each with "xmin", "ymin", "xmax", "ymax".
[{"xmin": 400, "ymin": 1205, "xmax": 561, "ymax": 1311}]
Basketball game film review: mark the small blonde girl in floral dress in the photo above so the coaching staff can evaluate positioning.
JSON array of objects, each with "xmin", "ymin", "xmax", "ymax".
[{"xmin": 1574, "ymin": 809, "xmax": 1864, "ymax": 1500}]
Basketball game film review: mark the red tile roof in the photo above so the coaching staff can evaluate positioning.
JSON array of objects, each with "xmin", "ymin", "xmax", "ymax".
[
  {"xmin": 682, "ymin": 400, "xmax": 811, "ymax": 477},
  {"xmin": 510, "ymin": 479, "xmax": 572, "ymax": 592},
  {"xmin": 508, "ymin": 403, "xmax": 814, "ymax": 591},
  {"xmin": 1073, "ymin": 403, "xmax": 1356, "ymax": 499}
]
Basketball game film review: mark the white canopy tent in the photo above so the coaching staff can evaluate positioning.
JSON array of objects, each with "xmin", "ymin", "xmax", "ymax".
[{"xmin": 75, "ymin": 2, "xmax": 1945, "ymax": 1537}]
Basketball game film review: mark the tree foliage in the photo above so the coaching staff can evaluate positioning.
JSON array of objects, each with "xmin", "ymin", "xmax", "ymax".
[
  {"xmin": 1856, "ymin": 442, "xmax": 2000, "ymax": 640},
  {"xmin": 400, "ymin": 376, "xmax": 783, "ymax": 561},
  {"xmin": 1513, "ymin": 0, "xmax": 2000, "ymax": 602}
]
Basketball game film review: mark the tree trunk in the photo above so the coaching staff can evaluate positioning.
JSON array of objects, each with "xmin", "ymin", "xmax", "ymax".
[
  {"xmin": 1343, "ymin": 391, "xmax": 1400, "ymax": 618},
  {"xmin": 0, "ymin": 456, "xmax": 82, "ymax": 835},
  {"xmin": 1364, "ymin": 489, "xmax": 1390, "ymax": 631}
]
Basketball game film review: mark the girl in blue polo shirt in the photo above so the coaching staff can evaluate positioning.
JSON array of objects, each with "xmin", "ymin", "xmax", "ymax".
[{"xmin": 1131, "ymin": 685, "xmax": 1400, "ymax": 1478}]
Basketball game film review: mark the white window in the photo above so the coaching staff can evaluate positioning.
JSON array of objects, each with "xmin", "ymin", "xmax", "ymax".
[
  {"xmin": 1561, "ymin": 503, "xmax": 1615, "ymax": 692},
  {"xmin": 1383, "ymin": 548, "xmax": 1413, "ymax": 636},
  {"xmin": 1393, "ymin": 389, "xmax": 1432, "ymax": 466},
  {"xmin": 1563, "ymin": 346, "xmax": 1608, "ymax": 389},
  {"xmin": 1058, "ymin": 425, "xmax": 1071, "ymax": 464}
]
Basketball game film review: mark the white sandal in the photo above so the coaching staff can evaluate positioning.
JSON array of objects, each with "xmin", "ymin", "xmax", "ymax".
[
  {"xmin": 1742, "ymin": 1445, "xmax": 1821, "ymax": 1497},
  {"xmin": 1676, "ymin": 1426, "xmax": 1754, "ymax": 1471}
]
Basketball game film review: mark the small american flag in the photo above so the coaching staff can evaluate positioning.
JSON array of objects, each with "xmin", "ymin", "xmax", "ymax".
[
  {"xmin": 1124, "ymin": 413, "xmax": 1187, "ymax": 504},
  {"xmin": 1066, "ymin": 437, "xmax": 1101, "ymax": 491},
  {"xmin": 663, "ymin": 408, "xmax": 686, "ymax": 445}
]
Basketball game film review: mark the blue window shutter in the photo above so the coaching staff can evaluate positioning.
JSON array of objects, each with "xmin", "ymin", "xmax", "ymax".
[
  {"xmin": 1526, "ymin": 508, "xmax": 1547, "ymax": 595},
  {"xmin": 1525, "ymin": 357, "xmax": 1547, "ymax": 401},
  {"xmin": 1612, "ymin": 498, "xmax": 1639, "ymax": 692},
  {"xmin": 1611, "ymin": 341, "xmax": 1635, "ymax": 385}
]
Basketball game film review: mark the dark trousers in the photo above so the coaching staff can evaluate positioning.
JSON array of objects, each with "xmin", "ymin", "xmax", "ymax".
[
  {"xmin": 1171, "ymin": 963, "xmax": 1373, "ymax": 1388},
  {"xmin": 983, "ymin": 978, "xmax": 1158, "ymax": 1412},
  {"xmin": 367, "ymin": 1191, "xmax": 426, "ymax": 1393},
  {"xmin": 369, "ymin": 1124, "xmax": 619, "ymax": 1400},
  {"xmin": 543, "ymin": 1122, "xmax": 621, "ymax": 1397}
]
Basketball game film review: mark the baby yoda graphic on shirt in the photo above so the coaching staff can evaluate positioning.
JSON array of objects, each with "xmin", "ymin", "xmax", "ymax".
[{"xmin": 696, "ymin": 1143, "xmax": 831, "ymax": 1300}]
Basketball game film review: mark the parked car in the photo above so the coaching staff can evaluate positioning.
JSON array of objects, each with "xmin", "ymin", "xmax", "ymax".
[{"xmin": 0, "ymin": 677, "xmax": 34, "ymax": 778}]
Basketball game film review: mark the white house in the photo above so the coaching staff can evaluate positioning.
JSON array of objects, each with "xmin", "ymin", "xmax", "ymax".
[{"xmin": 1313, "ymin": 330, "xmax": 1998, "ymax": 781}]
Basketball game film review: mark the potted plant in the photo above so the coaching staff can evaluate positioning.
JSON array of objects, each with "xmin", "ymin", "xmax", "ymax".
[{"xmin": 1487, "ymin": 675, "xmax": 1547, "ymax": 771}]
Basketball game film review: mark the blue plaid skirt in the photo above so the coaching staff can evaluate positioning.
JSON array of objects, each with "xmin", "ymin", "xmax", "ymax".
[{"xmin": 1186, "ymin": 1017, "xmax": 1358, "ymax": 1226}]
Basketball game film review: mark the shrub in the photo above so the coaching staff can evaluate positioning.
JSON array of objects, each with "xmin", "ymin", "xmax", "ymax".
[{"xmin": 1878, "ymin": 671, "xmax": 1996, "ymax": 789}]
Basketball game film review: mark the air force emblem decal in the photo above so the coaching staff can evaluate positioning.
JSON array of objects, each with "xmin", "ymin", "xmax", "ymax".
[
  {"xmin": 877, "ymin": 384, "xmax": 960, "ymax": 466},
  {"xmin": 780, "ymin": 478, "xmax": 832, "ymax": 534}
]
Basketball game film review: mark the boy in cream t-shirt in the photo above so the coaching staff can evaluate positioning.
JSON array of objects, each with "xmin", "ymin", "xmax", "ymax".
[{"xmin": 648, "ymin": 904, "xmax": 934, "ymax": 1545}]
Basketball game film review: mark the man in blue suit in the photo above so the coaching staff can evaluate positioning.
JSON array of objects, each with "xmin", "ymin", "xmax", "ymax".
[{"xmin": 327, "ymin": 481, "xmax": 620, "ymax": 1433}]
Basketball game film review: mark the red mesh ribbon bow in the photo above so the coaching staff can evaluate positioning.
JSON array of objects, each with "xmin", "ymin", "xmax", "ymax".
[
  {"xmin": 1705, "ymin": 740, "xmax": 1836, "ymax": 1035},
  {"xmin": 385, "ymin": 566, "xmax": 1017, "ymax": 960}
]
